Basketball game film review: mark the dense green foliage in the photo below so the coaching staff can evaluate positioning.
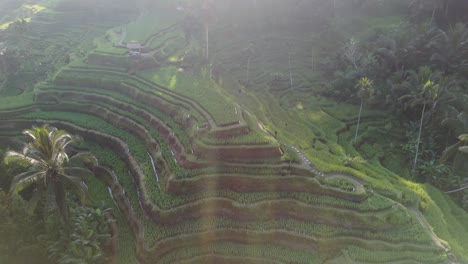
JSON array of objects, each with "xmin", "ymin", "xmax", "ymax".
[
  {"xmin": 4, "ymin": 125, "xmax": 97, "ymax": 221},
  {"xmin": 0, "ymin": 0, "xmax": 467, "ymax": 263},
  {"xmin": 0, "ymin": 125, "xmax": 114, "ymax": 263}
]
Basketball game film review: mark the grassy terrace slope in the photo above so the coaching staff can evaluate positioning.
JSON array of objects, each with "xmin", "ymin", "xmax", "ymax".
[{"xmin": 1, "ymin": 1, "xmax": 467, "ymax": 263}]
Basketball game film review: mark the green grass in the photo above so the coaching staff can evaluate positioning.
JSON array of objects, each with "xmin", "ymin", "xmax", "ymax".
[
  {"xmin": 54, "ymin": 69, "xmax": 206, "ymax": 124},
  {"xmin": 138, "ymin": 67, "xmax": 240, "ymax": 125},
  {"xmin": 35, "ymin": 89, "xmax": 189, "ymax": 170},
  {"xmin": 157, "ymin": 242, "xmax": 327, "ymax": 264},
  {"xmin": 124, "ymin": 11, "xmax": 178, "ymax": 43},
  {"xmin": 423, "ymin": 184, "xmax": 468, "ymax": 262},
  {"xmin": 346, "ymin": 245, "xmax": 445, "ymax": 263},
  {"xmin": 78, "ymin": 147, "xmax": 138, "ymax": 264},
  {"xmin": 79, "ymin": 141, "xmax": 163, "ymax": 248},
  {"xmin": 15, "ymin": 111, "xmax": 178, "ymax": 207},
  {"xmin": 1, "ymin": 3, "xmax": 467, "ymax": 263},
  {"xmin": 0, "ymin": 93, "xmax": 34, "ymax": 110},
  {"xmin": 327, "ymin": 178, "xmax": 356, "ymax": 192}
]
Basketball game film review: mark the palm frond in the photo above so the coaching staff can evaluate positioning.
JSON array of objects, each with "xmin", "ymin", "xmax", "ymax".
[
  {"xmin": 458, "ymin": 134, "xmax": 468, "ymax": 142},
  {"xmin": 26, "ymin": 188, "xmax": 46, "ymax": 215},
  {"xmin": 458, "ymin": 146, "xmax": 468, "ymax": 154},
  {"xmin": 60, "ymin": 173, "xmax": 90, "ymax": 204},
  {"xmin": 64, "ymin": 167, "xmax": 95, "ymax": 178},
  {"xmin": 4, "ymin": 150, "xmax": 40, "ymax": 166},
  {"xmin": 440, "ymin": 118, "xmax": 463, "ymax": 131},
  {"xmin": 22, "ymin": 129, "xmax": 37, "ymax": 141},
  {"xmin": 10, "ymin": 171, "xmax": 46, "ymax": 194},
  {"xmin": 439, "ymin": 141, "xmax": 462, "ymax": 163},
  {"xmin": 68, "ymin": 152, "xmax": 98, "ymax": 166}
]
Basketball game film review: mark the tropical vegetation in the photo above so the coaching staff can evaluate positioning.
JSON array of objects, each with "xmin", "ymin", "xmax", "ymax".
[{"xmin": 0, "ymin": 0, "xmax": 467, "ymax": 263}]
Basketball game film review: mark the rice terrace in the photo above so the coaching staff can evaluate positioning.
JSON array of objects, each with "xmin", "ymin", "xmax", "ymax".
[{"xmin": 0, "ymin": 0, "xmax": 467, "ymax": 263}]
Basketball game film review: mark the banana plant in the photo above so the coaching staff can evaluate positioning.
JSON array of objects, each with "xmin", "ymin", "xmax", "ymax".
[{"xmin": 48, "ymin": 205, "xmax": 113, "ymax": 264}]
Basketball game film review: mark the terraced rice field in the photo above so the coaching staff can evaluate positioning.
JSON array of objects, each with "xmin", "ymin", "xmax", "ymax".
[
  {"xmin": 0, "ymin": 69, "xmax": 453, "ymax": 263},
  {"xmin": 1, "ymin": 2, "xmax": 467, "ymax": 263}
]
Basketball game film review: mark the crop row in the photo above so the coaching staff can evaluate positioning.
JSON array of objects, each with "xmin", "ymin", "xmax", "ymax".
[
  {"xmin": 1, "ymin": 113, "xmax": 372, "ymax": 214},
  {"xmin": 54, "ymin": 68, "xmax": 262, "ymax": 140},
  {"xmin": 59, "ymin": 66, "xmax": 238, "ymax": 128},
  {"xmin": 0, "ymin": 118, "xmax": 376, "ymax": 234},
  {"xmin": 0, "ymin": 120, "xmax": 442, "ymax": 262},
  {"xmin": 346, "ymin": 245, "xmax": 445, "ymax": 263},
  {"xmin": 134, "ymin": 212, "xmax": 433, "ymax": 247},
  {"xmin": 157, "ymin": 242, "xmax": 325, "ymax": 264},
  {"xmin": 67, "ymin": 126, "xmax": 422, "ymax": 262},
  {"xmin": 38, "ymin": 84, "xmax": 193, "ymax": 147},
  {"xmin": 53, "ymin": 70, "xmax": 205, "ymax": 125},
  {"xmin": 136, "ymin": 67, "xmax": 241, "ymax": 126},
  {"xmin": 35, "ymin": 90, "xmax": 190, "ymax": 169},
  {"xmin": 56, "ymin": 68, "xmax": 226, "ymax": 128},
  {"xmin": 32, "ymin": 98, "xmax": 280, "ymax": 169},
  {"xmin": 0, "ymin": 122, "xmax": 440, "ymax": 264},
  {"xmin": 147, "ymin": 228, "xmax": 439, "ymax": 264},
  {"xmin": 0, "ymin": 117, "xmax": 358, "ymax": 213},
  {"xmin": 0, "ymin": 112, "xmax": 376, "ymax": 212},
  {"xmin": 83, "ymin": 139, "xmax": 389, "ymax": 214}
]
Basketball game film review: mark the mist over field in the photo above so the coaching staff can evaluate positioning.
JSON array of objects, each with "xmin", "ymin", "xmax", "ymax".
[{"xmin": 0, "ymin": 0, "xmax": 467, "ymax": 263}]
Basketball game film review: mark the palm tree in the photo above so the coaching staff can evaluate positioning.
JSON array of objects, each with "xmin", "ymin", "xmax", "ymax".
[
  {"xmin": 430, "ymin": 23, "xmax": 468, "ymax": 74},
  {"xmin": 201, "ymin": 0, "xmax": 215, "ymax": 61},
  {"xmin": 409, "ymin": 0, "xmax": 444, "ymax": 24},
  {"xmin": 440, "ymin": 133, "xmax": 468, "ymax": 161},
  {"xmin": 245, "ymin": 41, "xmax": 255, "ymax": 85},
  {"xmin": 4, "ymin": 125, "xmax": 97, "ymax": 223},
  {"xmin": 399, "ymin": 67, "xmax": 441, "ymax": 177},
  {"xmin": 354, "ymin": 77, "xmax": 374, "ymax": 144},
  {"xmin": 440, "ymin": 119, "xmax": 468, "ymax": 167},
  {"xmin": 375, "ymin": 30, "xmax": 411, "ymax": 72},
  {"xmin": 442, "ymin": 133, "xmax": 468, "ymax": 194}
]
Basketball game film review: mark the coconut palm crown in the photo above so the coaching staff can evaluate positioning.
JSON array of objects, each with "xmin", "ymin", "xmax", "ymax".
[
  {"xmin": 4, "ymin": 125, "xmax": 97, "ymax": 222},
  {"xmin": 354, "ymin": 77, "xmax": 374, "ymax": 144}
]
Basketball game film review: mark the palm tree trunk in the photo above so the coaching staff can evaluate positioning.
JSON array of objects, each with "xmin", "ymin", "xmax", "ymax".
[
  {"xmin": 354, "ymin": 98, "xmax": 364, "ymax": 144},
  {"xmin": 430, "ymin": 1, "xmax": 437, "ymax": 24},
  {"xmin": 53, "ymin": 181, "xmax": 69, "ymax": 226},
  {"xmin": 412, "ymin": 103, "xmax": 426, "ymax": 177},
  {"xmin": 445, "ymin": 0, "xmax": 450, "ymax": 17},
  {"xmin": 205, "ymin": 23, "xmax": 209, "ymax": 61},
  {"xmin": 311, "ymin": 49, "xmax": 314, "ymax": 71},
  {"xmin": 288, "ymin": 53, "xmax": 293, "ymax": 90},
  {"xmin": 445, "ymin": 184, "xmax": 468, "ymax": 194},
  {"xmin": 246, "ymin": 56, "xmax": 251, "ymax": 85}
]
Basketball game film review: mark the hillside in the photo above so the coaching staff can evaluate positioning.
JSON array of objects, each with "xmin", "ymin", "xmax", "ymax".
[{"xmin": 0, "ymin": 0, "xmax": 467, "ymax": 263}]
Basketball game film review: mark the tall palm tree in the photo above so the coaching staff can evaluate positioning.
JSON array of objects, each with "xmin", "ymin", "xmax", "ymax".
[
  {"xmin": 201, "ymin": 0, "xmax": 215, "ymax": 61},
  {"xmin": 245, "ymin": 41, "xmax": 255, "ymax": 85},
  {"xmin": 4, "ymin": 125, "xmax": 97, "ymax": 223},
  {"xmin": 354, "ymin": 77, "xmax": 374, "ymax": 144},
  {"xmin": 399, "ymin": 67, "xmax": 441, "ymax": 178}
]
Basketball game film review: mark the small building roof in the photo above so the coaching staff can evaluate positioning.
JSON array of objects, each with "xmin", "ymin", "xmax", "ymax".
[{"xmin": 127, "ymin": 43, "xmax": 142, "ymax": 49}]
